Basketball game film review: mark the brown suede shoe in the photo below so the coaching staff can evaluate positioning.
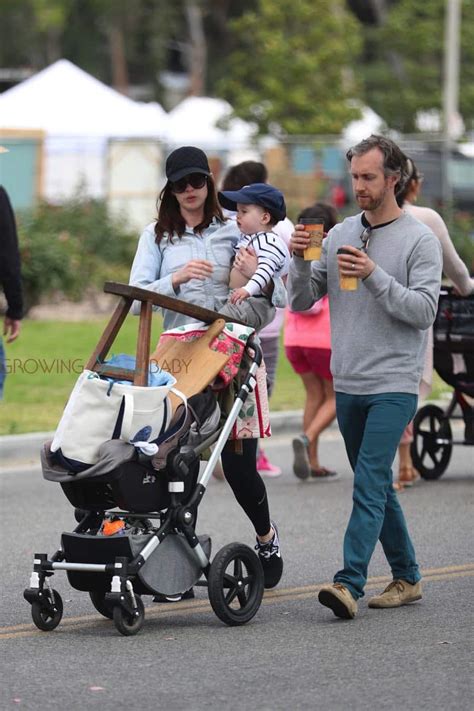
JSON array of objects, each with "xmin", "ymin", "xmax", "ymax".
[
  {"xmin": 368, "ymin": 579, "xmax": 422, "ymax": 609},
  {"xmin": 318, "ymin": 583, "xmax": 357, "ymax": 619}
]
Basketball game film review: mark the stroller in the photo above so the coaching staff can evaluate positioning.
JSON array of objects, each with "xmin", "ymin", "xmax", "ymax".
[
  {"xmin": 24, "ymin": 283, "xmax": 266, "ymax": 636},
  {"xmin": 411, "ymin": 287, "xmax": 474, "ymax": 479}
]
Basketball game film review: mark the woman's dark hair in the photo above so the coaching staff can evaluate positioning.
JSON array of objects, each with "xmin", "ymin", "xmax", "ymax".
[
  {"xmin": 298, "ymin": 202, "xmax": 338, "ymax": 233},
  {"xmin": 395, "ymin": 158, "xmax": 422, "ymax": 207},
  {"xmin": 221, "ymin": 161, "xmax": 268, "ymax": 191},
  {"xmin": 154, "ymin": 174, "xmax": 224, "ymax": 243}
]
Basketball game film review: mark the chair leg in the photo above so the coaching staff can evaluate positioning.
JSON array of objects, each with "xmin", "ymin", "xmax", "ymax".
[
  {"xmin": 135, "ymin": 301, "xmax": 153, "ymax": 385},
  {"xmin": 85, "ymin": 297, "xmax": 132, "ymax": 371}
]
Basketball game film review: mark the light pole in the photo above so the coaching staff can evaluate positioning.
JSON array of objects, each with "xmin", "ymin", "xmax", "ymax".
[{"xmin": 441, "ymin": 0, "xmax": 462, "ymax": 212}]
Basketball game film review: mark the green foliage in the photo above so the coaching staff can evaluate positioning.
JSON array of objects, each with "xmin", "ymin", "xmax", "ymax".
[
  {"xmin": 358, "ymin": 0, "xmax": 474, "ymax": 132},
  {"xmin": 217, "ymin": 0, "xmax": 363, "ymax": 135},
  {"xmin": 16, "ymin": 196, "xmax": 137, "ymax": 312}
]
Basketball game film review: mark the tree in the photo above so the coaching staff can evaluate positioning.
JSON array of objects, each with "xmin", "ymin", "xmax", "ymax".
[
  {"xmin": 216, "ymin": 0, "xmax": 363, "ymax": 135},
  {"xmin": 357, "ymin": 0, "xmax": 474, "ymax": 132}
]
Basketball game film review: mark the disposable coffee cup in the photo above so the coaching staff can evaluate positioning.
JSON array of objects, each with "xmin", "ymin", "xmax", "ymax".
[
  {"xmin": 300, "ymin": 217, "xmax": 324, "ymax": 261},
  {"xmin": 337, "ymin": 248, "xmax": 358, "ymax": 291}
]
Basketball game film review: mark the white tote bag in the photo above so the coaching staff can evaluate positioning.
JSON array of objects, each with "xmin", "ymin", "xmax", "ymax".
[{"xmin": 51, "ymin": 370, "xmax": 179, "ymax": 466}]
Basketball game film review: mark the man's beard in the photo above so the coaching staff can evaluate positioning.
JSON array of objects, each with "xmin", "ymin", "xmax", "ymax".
[{"xmin": 357, "ymin": 186, "xmax": 388, "ymax": 212}]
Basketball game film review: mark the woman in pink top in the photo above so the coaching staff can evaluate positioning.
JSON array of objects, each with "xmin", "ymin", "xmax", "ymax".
[
  {"xmin": 395, "ymin": 159, "xmax": 474, "ymax": 489},
  {"xmin": 285, "ymin": 203, "xmax": 338, "ymax": 480}
]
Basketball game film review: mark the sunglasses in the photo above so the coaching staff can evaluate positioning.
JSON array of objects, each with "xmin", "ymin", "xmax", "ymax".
[
  {"xmin": 170, "ymin": 173, "xmax": 208, "ymax": 193},
  {"xmin": 360, "ymin": 226, "xmax": 372, "ymax": 253}
]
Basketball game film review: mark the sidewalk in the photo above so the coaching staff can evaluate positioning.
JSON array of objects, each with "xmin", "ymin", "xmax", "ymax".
[{"xmin": 0, "ymin": 409, "xmax": 306, "ymax": 468}]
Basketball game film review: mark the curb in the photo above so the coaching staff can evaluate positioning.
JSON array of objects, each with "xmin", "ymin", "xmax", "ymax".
[
  {"xmin": 0, "ymin": 411, "xmax": 306, "ymax": 467},
  {"xmin": 0, "ymin": 396, "xmax": 453, "ymax": 467},
  {"xmin": 0, "ymin": 431, "xmax": 53, "ymax": 467}
]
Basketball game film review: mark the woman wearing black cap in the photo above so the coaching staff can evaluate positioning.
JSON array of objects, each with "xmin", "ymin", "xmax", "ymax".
[{"xmin": 130, "ymin": 146, "xmax": 283, "ymax": 593}]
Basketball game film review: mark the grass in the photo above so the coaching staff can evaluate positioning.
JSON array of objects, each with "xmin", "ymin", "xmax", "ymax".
[
  {"xmin": 0, "ymin": 318, "xmax": 448, "ymax": 435},
  {"xmin": 0, "ymin": 317, "xmax": 306, "ymax": 435}
]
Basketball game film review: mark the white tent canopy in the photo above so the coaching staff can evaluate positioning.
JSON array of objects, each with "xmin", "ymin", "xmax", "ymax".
[
  {"xmin": 164, "ymin": 96, "xmax": 256, "ymax": 151},
  {"xmin": 0, "ymin": 59, "xmax": 167, "ymax": 201},
  {"xmin": 0, "ymin": 58, "xmax": 166, "ymax": 138},
  {"xmin": 341, "ymin": 105, "xmax": 387, "ymax": 146}
]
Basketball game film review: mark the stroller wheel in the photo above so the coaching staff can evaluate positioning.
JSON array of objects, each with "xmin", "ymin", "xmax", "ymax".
[
  {"xmin": 113, "ymin": 595, "xmax": 145, "ymax": 636},
  {"xmin": 411, "ymin": 404, "xmax": 452, "ymax": 480},
  {"xmin": 208, "ymin": 543, "xmax": 264, "ymax": 626},
  {"xmin": 31, "ymin": 589, "xmax": 63, "ymax": 631},
  {"xmin": 89, "ymin": 590, "xmax": 114, "ymax": 620}
]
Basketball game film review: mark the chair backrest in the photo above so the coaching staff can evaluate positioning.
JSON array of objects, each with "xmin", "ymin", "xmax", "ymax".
[{"xmin": 85, "ymin": 282, "xmax": 242, "ymax": 387}]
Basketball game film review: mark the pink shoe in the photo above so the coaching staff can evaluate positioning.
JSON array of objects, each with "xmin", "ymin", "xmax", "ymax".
[{"xmin": 257, "ymin": 450, "xmax": 282, "ymax": 478}]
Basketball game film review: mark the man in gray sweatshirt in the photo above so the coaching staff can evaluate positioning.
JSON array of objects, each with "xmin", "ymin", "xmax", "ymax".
[{"xmin": 287, "ymin": 135, "xmax": 442, "ymax": 619}]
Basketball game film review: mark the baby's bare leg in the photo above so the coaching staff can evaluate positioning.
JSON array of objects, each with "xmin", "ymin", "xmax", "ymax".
[{"xmin": 229, "ymin": 265, "xmax": 249, "ymax": 289}]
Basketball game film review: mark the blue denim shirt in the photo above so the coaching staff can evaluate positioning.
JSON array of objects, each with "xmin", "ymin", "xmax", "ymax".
[{"xmin": 130, "ymin": 219, "xmax": 241, "ymax": 330}]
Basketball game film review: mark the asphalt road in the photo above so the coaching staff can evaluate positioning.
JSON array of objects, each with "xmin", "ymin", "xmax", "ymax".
[{"xmin": 1, "ymin": 429, "xmax": 473, "ymax": 710}]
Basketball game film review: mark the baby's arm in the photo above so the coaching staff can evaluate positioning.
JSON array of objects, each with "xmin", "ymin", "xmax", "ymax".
[{"xmin": 242, "ymin": 233, "xmax": 287, "ymax": 296}]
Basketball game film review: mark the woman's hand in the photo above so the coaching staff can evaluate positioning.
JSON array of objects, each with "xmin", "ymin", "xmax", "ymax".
[
  {"xmin": 172, "ymin": 259, "xmax": 214, "ymax": 289},
  {"xmin": 337, "ymin": 246, "xmax": 375, "ymax": 280},
  {"xmin": 289, "ymin": 224, "xmax": 310, "ymax": 256},
  {"xmin": 233, "ymin": 247, "xmax": 257, "ymax": 279}
]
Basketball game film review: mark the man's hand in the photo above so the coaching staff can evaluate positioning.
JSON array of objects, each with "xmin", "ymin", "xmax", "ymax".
[
  {"xmin": 172, "ymin": 259, "xmax": 214, "ymax": 289},
  {"xmin": 289, "ymin": 224, "xmax": 311, "ymax": 257},
  {"xmin": 337, "ymin": 245, "xmax": 375, "ymax": 280},
  {"xmin": 233, "ymin": 247, "xmax": 257, "ymax": 279},
  {"xmin": 229, "ymin": 287, "xmax": 250, "ymax": 304},
  {"xmin": 3, "ymin": 317, "xmax": 21, "ymax": 343}
]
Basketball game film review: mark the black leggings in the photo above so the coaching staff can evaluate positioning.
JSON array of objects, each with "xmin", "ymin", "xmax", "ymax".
[{"xmin": 221, "ymin": 438, "xmax": 271, "ymax": 537}]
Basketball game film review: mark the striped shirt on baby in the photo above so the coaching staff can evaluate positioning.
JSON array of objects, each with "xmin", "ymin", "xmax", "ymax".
[{"xmin": 235, "ymin": 231, "xmax": 290, "ymax": 297}]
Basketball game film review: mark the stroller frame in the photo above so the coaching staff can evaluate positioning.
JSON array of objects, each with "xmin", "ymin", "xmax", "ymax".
[
  {"xmin": 24, "ymin": 283, "xmax": 266, "ymax": 635},
  {"xmin": 411, "ymin": 288, "xmax": 474, "ymax": 480}
]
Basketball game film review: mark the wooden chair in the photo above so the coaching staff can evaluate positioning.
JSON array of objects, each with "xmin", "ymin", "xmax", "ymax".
[{"xmin": 84, "ymin": 282, "xmax": 240, "ymax": 405}]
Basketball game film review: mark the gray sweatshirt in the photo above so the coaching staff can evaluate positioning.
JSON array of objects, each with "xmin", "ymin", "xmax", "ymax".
[{"xmin": 287, "ymin": 212, "xmax": 443, "ymax": 395}]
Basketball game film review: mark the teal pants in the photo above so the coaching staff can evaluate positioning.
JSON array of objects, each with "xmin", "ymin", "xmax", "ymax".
[{"xmin": 334, "ymin": 392, "xmax": 421, "ymax": 599}]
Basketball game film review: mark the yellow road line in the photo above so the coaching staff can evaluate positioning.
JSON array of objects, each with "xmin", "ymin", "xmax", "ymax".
[{"xmin": 2, "ymin": 563, "xmax": 473, "ymax": 640}]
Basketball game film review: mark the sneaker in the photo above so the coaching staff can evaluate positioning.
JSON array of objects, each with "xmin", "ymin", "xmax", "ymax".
[
  {"xmin": 153, "ymin": 589, "xmax": 195, "ymax": 603},
  {"xmin": 318, "ymin": 583, "xmax": 358, "ymax": 619},
  {"xmin": 255, "ymin": 521, "xmax": 283, "ymax": 589},
  {"xmin": 368, "ymin": 579, "xmax": 422, "ymax": 609},
  {"xmin": 292, "ymin": 434, "xmax": 311, "ymax": 480},
  {"xmin": 310, "ymin": 467, "xmax": 339, "ymax": 481},
  {"xmin": 257, "ymin": 450, "xmax": 282, "ymax": 478}
]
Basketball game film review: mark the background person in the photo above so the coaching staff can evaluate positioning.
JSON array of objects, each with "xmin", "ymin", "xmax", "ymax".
[
  {"xmin": 220, "ymin": 161, "xmax": 294, "ymax": 478},
  {"xmin": 0, "ymin": 167, "xmax": 23, "ymax": 400},
  {"xmin": 285, "ymin": 203, "xmax": 338, "ymax": 480},
  {"xmin": 288, "ymin": 135, "xmax": 442, "ymax": 619},
  {"xmin": 129, "ymin": 146, "xmax": 283, "ymax": 594},
  {"xmin": 394, "ymin": 158, "xmax": 474, "ymax": 489}
]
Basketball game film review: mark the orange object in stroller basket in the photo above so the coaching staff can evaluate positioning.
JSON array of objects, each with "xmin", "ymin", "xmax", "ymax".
[
  {"xmin": 23, "ymin": 283, "xmax": 267, "ymax": 637},
  {"xmin": 102, "ymin": 519, "xmax": 125, "ymax": 536}
]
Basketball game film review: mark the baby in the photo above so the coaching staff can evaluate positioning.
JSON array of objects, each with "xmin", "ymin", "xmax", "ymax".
[{"xmin": 218, "ymin": 183, "xmax": 290, "ymax": 304}]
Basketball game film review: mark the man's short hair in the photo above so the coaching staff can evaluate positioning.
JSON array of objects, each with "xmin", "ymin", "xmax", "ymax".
[
  {"xmin": 346, "ymin": 134, "xmax": 409, "ymax": 190},
  {"xmin": 221, "ymin": 161, "xmax": 268, "ymax": 191}
]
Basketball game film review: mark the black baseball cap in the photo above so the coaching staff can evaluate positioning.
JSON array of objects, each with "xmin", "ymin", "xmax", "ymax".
[
  {"xmin": 165, "ymin": 146, "xmax": 211, "ymax": 183},
  {"xmin": 218, "ymin": 183, "xmax": 286, "ymax": 222}
]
